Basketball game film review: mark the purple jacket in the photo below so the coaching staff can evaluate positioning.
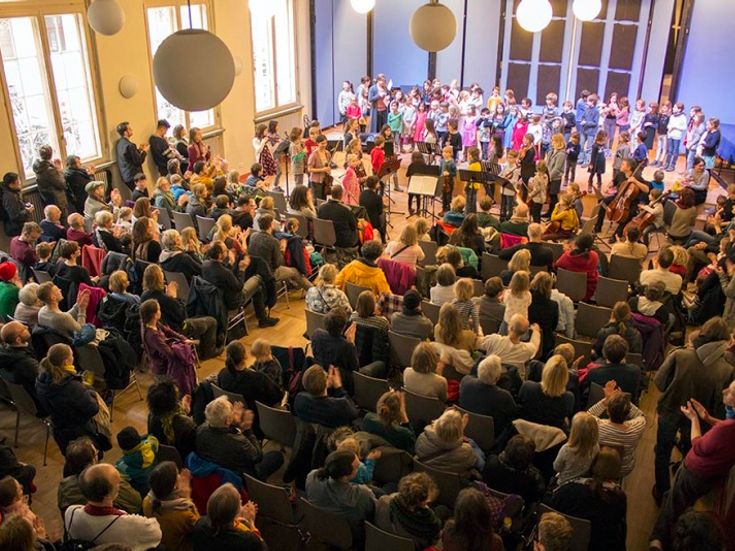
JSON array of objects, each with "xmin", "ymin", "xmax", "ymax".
[{"xmin": 377, "ymin": 257, "xmax": 416, "ymax": 296}]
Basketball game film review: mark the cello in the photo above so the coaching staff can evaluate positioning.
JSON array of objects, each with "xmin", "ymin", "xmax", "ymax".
[
  {"xmin": 606, "ymin": 176, "xmax": 642, "ymax": 223},
  {"xmin": 623, "ymin": 190, "xmax": 671, "ymax": 235}
]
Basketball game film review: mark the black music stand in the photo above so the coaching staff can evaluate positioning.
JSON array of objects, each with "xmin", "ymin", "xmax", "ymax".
[
  {"xmin": 377, "ymin": 157, "xmax": 403, "ymax": 227},
  {"xmin": 416, "ymin": 142, "xmax": 440, "ymax": 165},
  {"xmin": 406, "ymin": 164, "xmax": 441, "ymax": 221},
  {"xmin": 459, "ymin": 169, "xmax": 497, "ymax": 208},
  {"xmin": 327, "ymin": 139, "xmax": 343, "ymax": 170}
]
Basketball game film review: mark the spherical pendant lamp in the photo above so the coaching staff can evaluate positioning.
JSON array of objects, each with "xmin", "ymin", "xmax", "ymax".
[
  {"xmin": 87, "ymin": 0, "xmax": 125, "ymax": 36},
  {"xmin": 152, "ymin": 29, "xmax": 235, "ymax": 111},
  {"xmin": 516, "ymin": 0, "xmax": 553, "ymax": 33},
  {"xmin": 573, "ymin": 0, "xmax": 602, "ymax": 21},
  {"xmin": 351, "ymin": 0, "xmax": 376, "ymax": 14},
  {"xmin": 409, "ymin": 1, "xmax": 457, "ymax": 52}
]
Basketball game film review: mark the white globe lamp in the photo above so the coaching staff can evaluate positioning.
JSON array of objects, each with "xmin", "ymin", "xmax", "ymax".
[
  {"xmin": 87, "ymin": 0, "xmax": 125, "ymax": 36},
  {"xmin": 516, "ymin": 0, "xmax": 553, "ymax": 33},
  {"xmin": 573, "ymin": 0, "xmax": 602, "ymax": 21},
  {"xmin": 153, "ymin": 30, "xmax": 235, "ymax": 111},
  {"xmin": 351, "ymin": 0, "xmax": 376, "ymax": 14},
  {"xmin": 409, "ymin": 1, "xmax": 457, "ymax": 52}
]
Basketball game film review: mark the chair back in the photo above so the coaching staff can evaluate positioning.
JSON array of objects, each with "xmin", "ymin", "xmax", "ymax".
[
  {"xmin": 556, "ymin": 268, "xmax": 587, "ymax": 302},
  {"xmin": 256, "ymin": 401, "xmax": 296, "ymax": 447},
  {"xmin": 172, "ymin": 211, "xmax": 195, "ymax": 231},
  {"xmin": 481, "ymin": 253, "xmax": 508, "ymax": 281},
  {"xmin": 413, "ymin": 459, "xmax": 461, "ymax": 508},
  {"xmin": 76, "ymin": 344, "xmax": 106, "ymax": 380},
  {"xmin": 537, "ymin": 504, "xmax": 591, "ymax": 551},
  {"xmin": 32, "ymin": 269, "xmax": 52, "ymax": 283},
  {"xmin": 389, "ymin": 331, "xmax": 421, "ymax": 369},
  {"xmin": 345, "ymin": 282, "xmax": 370, "ymax": 309},
  {"xmin": 663, "ymin": 199, "xmax": 677, "ymax": 226},
  {"xmin": 403, "ymin": 389, "xmax": 445, "ymax": 427},
  {"xmin": 587, "ymin": 382, "xmax": 606, "ymax": 409},
  {"xmin": 372, "ymin": 448, "xmax": 414, "ymax": 486},
  {"xmin": 313, "ymin": 218, "xmax": 337, "ymax": 248},
  {"xmin": 304, "ymin": 309, "xmax": 327, "ymax": 339},
  {"xmin": 418, "ymin": 239, "xmax": 438, "ymax": 266},
  {"xmin": 555, "ymin": 334, "xmax": 594, "ymax": 366},
  {"xmin": 480, "ymin": 316, "xmax": 501, "ymax": 336},
  {"xmin": 244, "ymin": 473, "xmax": 295, "ymax": 526},
  {"xmin": 472, "ymin": 279, "xmax": 484, "ymax": 297},
  {"xmin": 456, "ymin": 406, "xmax": 495, "ymax": 453},
  {"xmin": 163, "ymin": 270, "xmax": 191, "ymax": 302},
  {"xmin": 530, "ymin": 264, "xmax": 548, "ymax": 276},
  {"xmin": 4, "ymin": 380, "xmax": 39, "ymax": 417},
  {"xmin": 594, "ymin": 276, "xmax": 629, "ymax": 307},
  {"xmin": 420, "ymin": 301, "xmax": 440, "ymax": 325},
  {"xmin": 157, "ymin": 208, "xmax": 172, "ymax": 230},
  {"xmin": 266, "ymin": 190, "xmax": 288, "ymax": 213},
  {"xmin": 195, "ymin": 216, "xmax": 216, "ymax": 241},
  {"xmin": 626, "ymin": 352, "xmax": 645, "ymax": 371},
  {"xmin": 211, "ymin": 383, "xmax": 246, "ymax": 405},
  {"xmin": 157, "ymin": 444, "xmax": 183, "ymax": 468},
  {"xmin": 365, "ymin": 521, "xmax": 414, "ymax": 551},
  {"xmin": 579, "ymin": 216, "xmax": 597, "ymax": 237},
  {"xmin": 575, "ymin": 303, "xmax": 613, "ymax": 339},
  {"xmin": 288, "ymin": 212, "xmax": 309, "ymax": 239},
  {"xmin": 608, "ymin": 255, "xmax": 642, "ymax": 285},
  {"xmin": 547, "ymin": 241, "xmax": 565, "ymax": 262},
  {"xmin": 299, "ymin": 498, "xmax": 353, "ymax": 550},
  {"xmin": 353, "ymin": 371, "xmax": 390, "ymax": 412}
]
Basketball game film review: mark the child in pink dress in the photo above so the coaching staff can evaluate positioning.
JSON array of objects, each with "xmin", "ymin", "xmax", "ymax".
[
  {"xmin": 461, "ymin": 105, "xmax": 478, "ymax": 160},
  {"xmin": 511, "ymin": 117, "xmax": 529, "ymax": 151},
  {"xmin": 413, "ymin": 102, "xmax": 428, "ymax": 144},
  {"xmin": 342, "ymin": 153, "xmax": 361, "ymax": 205}
]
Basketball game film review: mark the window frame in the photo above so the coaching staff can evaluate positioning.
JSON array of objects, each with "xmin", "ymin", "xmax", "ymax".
[
  {"xmin": 143, "ymin": 0, "xmax": 220, "ymax": 133},
  {"xmin": 250, "ymin": 0, "xmax": 300, "ymax": 117},
  {"xmin": 0, "ymin": 1, "xmax": 107, "ymax": 184}
]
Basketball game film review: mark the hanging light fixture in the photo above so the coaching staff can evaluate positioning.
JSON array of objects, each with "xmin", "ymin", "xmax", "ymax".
[
  {"xmin": 153, "ymin": 0, "xmax": 235, "ymax": 111},
  {"xmin": 87, "ymin": 0, "xmax": 125, "ymax": 36},
  {"xmin": 350, "ymin": 0, "xmax": 376, "ymax": 14},
  {"xmin": 572, "ymin": 0, "xmax": 602, "ymax": 21},
  {"xmin": 409, "ymin": 0, "xmax": 457, "ymax": 52},
  {"xmin": 516, "ymin": 0, "xmax": 553, "ymax": 33}
]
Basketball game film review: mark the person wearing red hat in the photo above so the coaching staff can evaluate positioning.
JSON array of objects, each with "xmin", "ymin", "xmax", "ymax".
[{"xmin": 0, "ymin": 261, "xmax": 21, "ymax": 318}]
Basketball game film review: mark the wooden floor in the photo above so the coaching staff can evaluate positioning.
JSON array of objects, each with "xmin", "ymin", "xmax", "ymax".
[{"xmin": 3, "ymin": 150, "xmax": 716, "ymax": 550}]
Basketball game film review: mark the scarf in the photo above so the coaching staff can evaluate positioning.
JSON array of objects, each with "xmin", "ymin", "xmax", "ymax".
[
  {"xmin": 145, "ymin": 488, "xmax": 194, "ymax": 514},
  {"xmin": 388, "ymin": 497, "xmax": 442, "ymax": 541},
  {"xmin": 159, "ymin": 406, "xmax": 185, "ymax": 444}
]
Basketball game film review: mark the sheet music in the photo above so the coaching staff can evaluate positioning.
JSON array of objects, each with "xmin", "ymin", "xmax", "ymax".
[{"xmin": 408, "ymin": 175, "xmax": 440, "ymax": 196}]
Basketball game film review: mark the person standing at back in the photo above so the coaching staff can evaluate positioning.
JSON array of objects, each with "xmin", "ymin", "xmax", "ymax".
[{"xmin": 116, "ymin": 121, "xmax": 148, "ymax": 191}]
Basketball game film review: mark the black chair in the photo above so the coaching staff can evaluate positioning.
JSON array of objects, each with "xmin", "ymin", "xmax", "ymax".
[
  {"xmin": 556, "ymin": 268, "xmax": 587, "ymax": 302},
  {"xmin": 211, "ymin": 383, "xmax": 246, "ymax": 405},
  {"xmin": 575, "ymin": 303, "xmax": 613, "ymax": 339},
  {"xmin": 413, "ymin": 459, "xmax": 461, "ymax": 508},
  {"xmin": 389, "ymin": 331, "xmax": 421, "ymax": 369},
  {"xmin": 304, "ymin": 309, "xmax": 327, "ymax": 339},
  {"xmin": 537, "ymin": 504, "xmax": 591, "ymax": 551},
  {"xmin": 594, "ymin": 276, "xmax": 629, "ymax": 308},
  {"xmin": 345, "ymin": 282, "xmax": 370, "ymax": 309},
  {"xmin": 365, "ymin": 521, "xmax": 414, "ymax": 551},
  {"xmin": 172, "ymin": 211, "xmax": 195, "ymax": 231},
  {"xmin": 420, "ymin": 301, "xmax": 440, "ymax": 325},
  {"xmin": 403, "ymin": 389, "xmax": 445, "ymax": 427},
  {"xmin": 195, "ymin": 215, "xmax": 216, "ymax": 242},
  {"xmin": 313, "ymin": 218, "xmax": 337, "ymax": 250},
  {"xmin": 418, "ymin": 239, "xmax": 438, "ymax": 266},
  {"xmin": 244, "ymin": 473, "xmax": 300, "ymax": 529},
  {"xmin": 456, "ymin": 406, "xmax": 495, "ymax": 453},
  {"xmin": 352, "ymin": 371, "xmax": 390, "ymax": 412},
  {"xmin": 157, "ymin": 444, "xmax": 183, "ymax": 468},
  {"xmin": 555, "ymin": 334, "xmax": 594, "ymax": 366},
  {"xmin": 481, "ymin": 253, "xmax": 508, "ymax": 281},
  {"xmin": 608, "ymin": 255, "xmax": 642, "ymax": 285},
  {"xmin": 0, "ymin": 379, "xmax": 52, "ymax": 466},
  {"xmin": 299, "ymin": 497, "xmax": 353, "ymax": 550},
  {"xmin": 256, "ymin": 401, "xmax": 296, "ymax": 448}
]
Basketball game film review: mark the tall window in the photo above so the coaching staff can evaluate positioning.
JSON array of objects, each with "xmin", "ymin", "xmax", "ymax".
[
  {"xmin": 251, "ymin": 0, "xmax": 297, "ymax": 114},
  {"xmin": 146, "ymin": 3, "xmax": 215, "ymax": 130},
  {"xmin": 0, "ymin": 13, "xmax": 101, "ymax": 180}
]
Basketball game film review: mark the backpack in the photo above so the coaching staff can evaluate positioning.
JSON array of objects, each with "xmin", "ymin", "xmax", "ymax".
[
  {"xmin": 471, "ymin": 481, "xmax": 525, "ymax": 534},
  {"xmin": 60, "ymin": 507, "xmax": 121, "ymax": 550}
]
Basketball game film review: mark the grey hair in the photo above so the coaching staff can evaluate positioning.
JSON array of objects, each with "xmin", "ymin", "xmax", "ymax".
[
  {"xmin": 433, "ymin": 409, "xmax": 463, "ymax": 445},
  {"xmin": 18, "ymin": 283, "xmax": 39, "ymax": 306},
  {"xmin": 204, "ymin": 395, "xmax": 232, "ymax": 428},
  {"xmin": 95, "ymin": 210, "xmax": 113, "ymax": 227},
  {"xmin": 477, "ymin": 354, "xmax": 502, "ymax": 385},
  {"xmin": 509, "ymin": 314, "xmax": 529, "ymax": 336},
  {"xmin": 161, "ymin": 229, "xmax": 182, "ymax": 251}
]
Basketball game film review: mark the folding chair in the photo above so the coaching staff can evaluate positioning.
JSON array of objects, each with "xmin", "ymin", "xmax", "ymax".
[
  {"xmin": 537, "ymin": 504, "xmax": 591, "ymax": 551},
  {"xmin": 345, "ymin": 282, "xmax": 370, "ymax": 309},
  {"xmin": 481, "ymin": 253, "xmax": 508, "ymax": 281},
  {"xmin": 299, "ymin": 497, "xmax": 353, "ymax": 550},
  {"xmin": 418, "ymin": 239, "xmax": 438, "ymax": 266},
  {"xmin": 389, "ymin": 331, "xmax": 421, "ymax": 369},
  {"xmin": 413, "ymin": 459, "xmax": 461, "ymax": 508},
  {"xmin": 479, "ymin": 316, "xmax": 501, "ymax": 336},
  {"xmin": 556, "ymin": 268, "xmax": 587, "ymax": 302},
  {"xmin": 586, "ymin": 382, "xmax": 606, "ymax": 409},
  {"xmin": 456, "ymin": 406, "xmax": 495, "ymax": 453},
  {"xmin": 244, "ymin": 474, "xmax": 301, "ymax": 530},
  {"xmin": 211, "ymin": 383, "xmax": 246, "ymax": 405},
  {"xmin": 256, "ymin": 401, "xmax": 297, "ymax": 448},
  {"xmin": 575, "ymin": 303, "xmax": 613, "ymax": 339},
  {"xmin": 546, "ymin": 241, "xmax": 565, "ymax": 262},
  {"xmin": 31, "ymin": 269, "xmax": 52, "ymax": 283},
  {"xmin": 472, "ymin": 279, "xmax": 485, "ymax": 297},
  {"xmin": 420, "ymin": 301, "xmax": 440, "ymax": 325},
  {"xmin": 555, "ymin": 334, "xmax": 594, "ymax": 366},
  {"xmin": 353, "ymin": 371, "xmax": 390, "ymax": 412},
  {"xmin": 313, "ymin": 218, "xmax": 337, "ymax": 250},
  {"xmin": 195, "ymin": 215, "xmax": 216, "ymax": 241},
  {"xmin": 608, "ymin": 254, "xmax": 642, "ymax": 285},
  {"xmin": 288, "ymin": 212, "xmax": 310, "ymax": 239},
  {"xmin": 163, "ymin": 271, "xmax": 191, "ymax": 302},
  {"xmin": 304, "ymin": 309, "xmax": 327, "ymax": 339},
  {"xmin": 157, "ymin": 208, "xmax": 172, "ymax": 230},
  {"xmin": 365, "ymin": 521, "xmax": 414, "ymax": 551},
  {"xmin": 172, "ymin": 211, "xmax": 195, "ymax": 231},
  {"xmin": 0, "ymin": 379, "xmax": 52, "ymax": 466},
  {"xmin": 593, "ymin": 276, "xmax": 629, "ymax": 308},
  {"xmin": 266, "ymin": 190, "xmax": 288, "ymax": 213},
  {"xmin": 403, "ymin": 389, "xmax": 445, "ymax": 427},
  {"xmin": 157, "ymin": 444, "xmax": 183, "ymax": 468}
]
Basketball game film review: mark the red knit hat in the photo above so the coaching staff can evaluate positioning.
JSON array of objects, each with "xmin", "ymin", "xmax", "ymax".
[{"xmin": 0, "ymin": 261, "xmax": 17, "ymax": 282}]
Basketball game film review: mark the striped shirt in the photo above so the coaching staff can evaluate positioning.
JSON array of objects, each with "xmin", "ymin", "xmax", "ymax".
[
  {"xmin": 588, "ymin": 398, "xmax": 647, "ymax": 477},
  {"xmin": 452, "ymin": 299, "xmax": 480, "ymax": 333}
]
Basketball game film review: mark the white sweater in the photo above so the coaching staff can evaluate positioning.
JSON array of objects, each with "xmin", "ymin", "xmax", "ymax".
[{"xmin": 65, "ymin": 505, "xmax": 161, "ymax": 551}]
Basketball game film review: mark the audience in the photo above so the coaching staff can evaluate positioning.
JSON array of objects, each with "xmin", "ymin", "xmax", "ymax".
[
  {"xmin": 335, "ymin": 239, "xmax": 391, "ymax": 295},
  {"xmin": 483, "ymin": 434, "xmax": 545, "ymax": 505},
  {"xmin": 390, "ymin": 288, "xmax": 433, "ymax": 339},
  {"xmin": 415, "ymin": 409, "xmax": 483, "ymax": 474},
  {"xmin": 0, "ymin": 322, "xmax": 40, "ymax": 406},
  {"xmin": 146, "ymin": 378, "xmax": 197, "ymax": 461},
  {"xmin": 459, "ymin": 354, "xmax": 517, "ymax": 435},
  {"xmin": 441, "ymin": 487, "xmax": 504, "ymax": 551},
  {"xmin": 191, "ymin": 483, "xmax": 264, "ymax": 550},
  {"xmin": 554, "ymin": 233, "xmax": 599, "ymax": 301},
  {"xmin": 293, "ymin": 364, "xmax": 359, "ymax": 428},
  {"xmin": 404, "ymin": 341, "xmax": 449, "ymax": 401},
  {"xmin": 0, "ymin": 261, "xmax": 21, "ymax": 318},
  {"xmin": 362, "ymin": 391, "xmax": 416, "ymax": 453},
  {"xmin": 305, "ymin": 263, "xmax": 352, "ymax": 313},
  {"xmin": 518, "ymin": 355, "xmax": 575, "ymax": 430}
]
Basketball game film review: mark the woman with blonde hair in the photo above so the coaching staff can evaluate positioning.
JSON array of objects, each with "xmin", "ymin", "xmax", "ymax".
[
  {"xmin": 212, "ymin": 214, "xmax": 248, "ymax": 254},
  {"xmin": 553, "ymin": 411, "xmax": 600, "ymax": 485},
  {"xmin": 403, "ymin": 342, "xmax": 448, "ymax": 401},
  {"xmin": 501, "ymin": 270, "xmax": 531, "ymax": 333},
  {"xmin": 185, "ymin": 183, "xmax": 208, "ymax": 219},
  {"xmin": 180, "ymin": 227, "xmax": 204, "ymax": 262},
  {"xmin": 435, "ymin": 302, "xmax": 476, "ymax": 352},
  {"xmin": 545, "ymin": 133, "xmax": 567, "ymax": 215},
  {"xmin": 443, "ymin": 195, "xmax": 466, "ymax": 227},
  {"xmin": 305, "ymin": 263, "xmax": 351, "ymax": 313},
  {"xmin": 414, "ymin": 217, "xmax": 431, "ymax": 242},
  {"xmin": 152, "ymin": 177, "xmax": 175, "ymax": 214},
  {"xmin": 501, "ymin": 248, "xmax": 531, "ymax": 286},
  {"xmin": 253, "ymin": 196, "xmax": 276, "ymax": 231},
  {"xmin": 451, "ymin": 278, "xmax": 481, "ymax": 334},
  {"xmin": 518, "ymin": 354, "xmax": 575, "ymax": 429},
  {"xmin": 362, "ymin": 391, "xmax": 416, "ymax": 452},
  {"xmin": 384, "ymin": 224, "xmax": 425, "ymax": 266},
  {"xmin": 415, "ymin": 408, "xmax": 484, "ymax": 474},
  {"xmin": 544, "ymin": 192, "xmax": 580, "ymax": 241}
]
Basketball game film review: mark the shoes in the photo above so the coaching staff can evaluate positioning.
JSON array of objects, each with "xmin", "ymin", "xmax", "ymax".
[
  {"xmin": 608, "ymin": 235, "xmax": 618, "ymax": 244},
  {"xmin": 665, "ymin": 166, "xmax": 674, "ymax": 172},
  {"xmin": 258, "ymin": 317, "xmax": 280, "ymax": 328}
]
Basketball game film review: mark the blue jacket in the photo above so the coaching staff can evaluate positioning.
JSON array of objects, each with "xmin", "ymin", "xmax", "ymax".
[
  {"xmin": 575, "ymin": 98, "xmax": 587, "ymax": 123},
  {"xmin": 702, "ymin": 129, "xmax": 721, "ymax": 156},
  {"xmin": 581, "ymin": 105, "xmax": 600, "ymax": 136},
  {"xmin": 633, "ymin": 143, "xmax": 648, "ymax": 162}
]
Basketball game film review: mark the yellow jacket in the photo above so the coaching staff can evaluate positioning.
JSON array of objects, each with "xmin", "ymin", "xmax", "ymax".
[
  {"xmin": 335, "ymin": 259, "xmax": 391, "ymax": 295},
  {"xmin": 551, "ymin": 205, "xmax": 579, "ymax": 232},
  {"xmin": 143, "ymin": 496, "xmax": 200, "ymax": 551}
]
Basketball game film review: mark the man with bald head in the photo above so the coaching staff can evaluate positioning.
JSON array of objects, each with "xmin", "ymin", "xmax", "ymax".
[
  {"xmin": 475, "ymin": 314, "xmax": 541, "ymax": 377},
  {"xmin": 65, "ymin": 463, "xmax": 161, "ymax": 550},
  {"xmin": 0, "ymin": 321, "xmax": 41, "ymax": 408},
  {"xmin": 498, "ymin": 222, "xmax": 554, "ymax": 270}
]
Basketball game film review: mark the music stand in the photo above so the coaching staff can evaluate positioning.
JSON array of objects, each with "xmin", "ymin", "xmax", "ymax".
[
  {"xmin": 459, "ymin": 170, "xmax": 497, "ymax": 209},
  {"xmin": 327, "ymin": 139, "xmax": 343, "ymax": 171},
  {"xmin": 408, "ymin": 174, "xmax": 442, "ymax": 222},
  {"xmin": 416, "ymin": 142, "xmax": 440, "ymax": 165},
  {"xmin": 377, "ymin": 156, "xmax": 403, "ymax": 227}
]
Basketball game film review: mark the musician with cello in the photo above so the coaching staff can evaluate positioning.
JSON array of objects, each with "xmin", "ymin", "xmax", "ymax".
[{"xmin": 593, "ymin": 158, "xmax": 651, "ymax": 243}]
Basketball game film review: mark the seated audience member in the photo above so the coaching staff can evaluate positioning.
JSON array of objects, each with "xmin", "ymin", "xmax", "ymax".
[
  {"xmin": 440, "ymin": 246, "xmax": 480, "ymax": 279},
  {"xmin": 201, "ymin": 241, "xmax": 279, "ymax": 328},
  {"xmin": 211, "ymin": 213, "xmax": 248, "ymax": 255},
  {"xmin": 441, "ymin": 487, "xmax": 504, "ymax": 551},
  {"xmin": 305, "ymin": 263, "xmax": 352, "ymax": 313},
  {"xmin": 131, "ymin": 173, "xmax": 149, "ymax": 202},
  {"xmin": 593, "ymin": 302, "xmax": 642, "ymax": 358},
  {"xmin": 191, "ymin": 483, "xmax": 265, "ymax": 551},
  {"xmin": 94, "ymin": 210, "xmax": 128, "ymax": 254},
  {"xmin": 670, "ymin": 511, "xmax": 725, "ymax": 551},
  {"xmin": 195, "ymin": 395, "xmax": 284, "ymax": 481},
  {"xmin": 64, "ymin": 464, "xmax": 162, "ymax": 549},
  {"xmin": 404, "ymin": 342, "xmax": 449, "ymax": 402},
  {"xmin": 185, "ymin": 183, "xmax": 209, "ymax": 219},
  {"xmin": 335, "ymin": 239, "xmax": 391, "ymax": 295},
  {"xmin": 146, "ymin": 378, "xmax": 197, "ymax": 461},
  {"xmin": 306, "ymin": 450, "xmax": 377, "ymax": 545},
  {"xmin": 384, "ymin": 224, "xmax": 425, "ymax": 266},
  {"xmin": 66, "ymin": 213, "xmax": 93, "ymax": 247},
  {"xmin": 10, "ymin": 222, "xmax": 41, "ymax": 273},
  {"xmin": 443, "ymin": 195, "xmax": 466, "ymax": 227},
  {"xmin": 390, "ymin": 289, "xmax": 433, "ymax": 339},
  {"xmin": 472, "ymin": 276, "xmax": 505, "ymax": 331},
  {"xmin": 115, "ymin": 427, "xmax": 159, "ymax": 497},
  {"xmin": 152, "ymin": 177, "xmax": 176, "ymax": 215},
  {"xmin": 0, "ymin": 261, "xmax": 21, "ymax": 318},
  {"xmin": 435, "ymin": 302, "xmax": 476, "ymax": 352},
  {"xmin": 55, "ymin": 240, "xmax": 94, "ymax": 288},
  {"xmin": 83, "ymin": 181, "xmax": 111, "ymax": 220},
  {"xmin": 39, "ymin": 205, "xmax": 65, "ymax": 243},
  {"xmin": 140, "ymin": 298, "xmax": 197, "ymax": 396},
  {"xmin": 351, "ymin": 290, "xmax": 389, "ymax": 367},
  {"xmin": 587, "ymin": 335, "xmax": 642, "ymax": 402},
  {"xmin": 502, "ymin": 271, "xmax": 532, "ymax": 331},
  {"xmin": 250, "ymin": 338, "xmax": 283, "ymax": 387},
  {"xmin": 141, "ymin": 264, "xmax": 218, "ymax": 359},
  {"xmin": 159, "ymin": 229, "xmax": 202, "ymax": 284},
  {"xmin": 483, "ymin": 434, "xmax": 545, "ymax": 505},
  {"xmin": 288, "ymin": 184, "xmax": 317, "ymax": 219},
  {"xmin": 33, "ymin": 242, "xmax": 56, "ymax": 275},
  {"xmin": 36, "ymin": 281, "xmax": 90, "ymax": 339},
  {"xmin": 0, "ymin": 476, "xmax": 47, "ymax": 542},
  {"xmin": 448, "ymin": 214, "xmax": 486, "ymax": 257},
  {"xmin": 554, "ymin": 233, "xmax": 600, "ymax": 301},
  {"xmin": 36, "ymin": 344, "xmax": 106, "ymax": 455},
  {"xmin": 546, "ymin": 448, "xmax": 627, "ymax": 551},
  {"xmin": 499, "ymin": 203, "xmax": 530, "ymax": 236},
  {"xmin": 611, "ymin": 227, "xmax": 648, "ymax": 264},
  {"xmin": 528, "ymin": 272, "xmax": 560, "ymax": 360},
  {"xmin": 362, "ymin": 391, "xmax": 416, "ymax": 453},
  {"xmin": 375, "ymin": 472, "xmax": 442, "ymax": 549},
  {"xmin": 293, "ymin": 364, "xmax": 359, "ymax": 428},
  {"xmin": 217, "ymin": 341, "xmax": 283, "ymax": 414},
  {"xmin": 0, "ymin": 321, "xmax": 41, "ymax": 408},
  {"xmin": 550, "ymin": 284, "xmax": 575, "ymax": 338},
  {"xmin": 628, "ymin": 280, "xmax": 671, "ymax": 326},
  {"xmin": 588, "ymin": 382, "xmax": 646, "ymax": 477},
  {"xmin": 500, "ymin": 248, "xmax": 531, "ymax": 287},
  {"xmin": 143, "ymin": 461, "xmax": 200, "ymax": 551},
  {"xmin": 475, "ymin": 314, "xmax": 541, "ymax": 374},
  {"xmin": 459, "ymin": 355, "xmax": 518, "ymax": 436},
  {"xmin": 317, "ymin": 184, "xmax": 359, "ymax": 254},
  {"xmin": 553, "ymin": 412, "xmax": 600, "ymax": 486},
  {"xmin": 58, "ymin": 437, "xmax": 141, "ymax": 515},
  {"xmin": 518, "ymin": 355, "xmax": 575, "ymax": 430},
  {"xmin": 668, "ymin": 188, "xmax": 697, "ymax": 243},
  {"xmin": 415, "ymin": 409, "xmax": 484, "ymax": 474},
  {"xmin": 430, "ymin": 263, "xmax": 457, "ymax": 305},
  {"xmin": 499, "ymin": 222, "xmax": 554, "ymax": 270},
  {"xmin": 639, "ymin": 247, "xmax": 683, "ymax": 295},
  {"xmin": 230, "ymin": 194, "xmax": 256, "ymax": 230},
  {"xmin": 131, "ymin": 216, "xmax": 162, "ymax": 263},
  {"xmin": 452, "ymin": 278, "xmax": 481, "ymax": 333},
  {"xmin": 652, "ymin": 317, "xmax": 732, "ymax": 499},
  {"xmin": 108, "ymin": 270, "xmax": 139, "ymax": 304},
  {"xmin": 650, "ymin": 381, "xmax": 735, "ymax": 549},
  {"xmin": 252, "ymin": 195, "xmax": 276, "ymax": 232},
  {"xmin": 535, "ymin": 511, "xmax": 574, "ymax": 551}
]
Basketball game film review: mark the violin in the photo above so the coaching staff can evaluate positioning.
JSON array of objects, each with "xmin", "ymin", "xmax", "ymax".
[
  {"xmin": 606, "ymin": 176, "xmax": 642, "ymax": 223},
  {"xmin": 624, "ymin": 190, "xmax": 671, "ymax": 235}
]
